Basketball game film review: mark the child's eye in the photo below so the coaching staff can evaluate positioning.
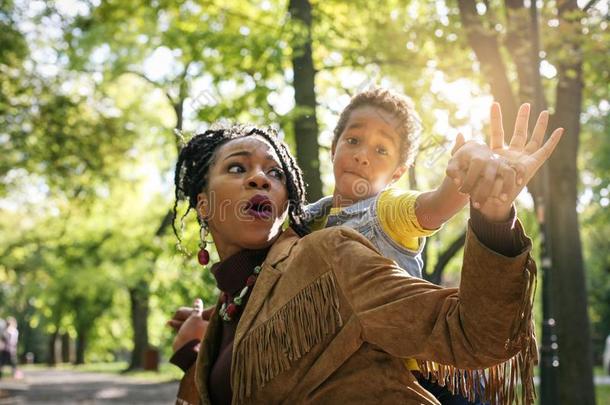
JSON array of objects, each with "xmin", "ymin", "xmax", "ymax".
[
  {"xmin": 376, "ymin": 146, "xmax": 388, "ymax": 156},
  {"xmin": 227, "ymin": 163, "xmax": 245, "ymax": 174},
  {"xmin": 268, "ymin": 167, "xmax": 285, "ymax": 180},
  {"xmin": 346, "ymin": 137, "xmax": 359, "ymax": 145}
]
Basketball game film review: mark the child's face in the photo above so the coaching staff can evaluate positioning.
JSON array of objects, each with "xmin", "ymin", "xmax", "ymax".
[{"xmin": 332, "ymin": 106, "xmax": 406, "ymax": 204}]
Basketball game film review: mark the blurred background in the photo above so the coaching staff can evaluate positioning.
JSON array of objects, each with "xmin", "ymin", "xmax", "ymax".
[{"xmin": 0, "ymin": 0, "xmax": 608, "ymax": 403}]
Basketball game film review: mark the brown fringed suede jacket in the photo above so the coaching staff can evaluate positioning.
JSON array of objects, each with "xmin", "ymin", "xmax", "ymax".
[{"xmin": 176, "ymin": 223, "xmax": 537, "ymax": 405}]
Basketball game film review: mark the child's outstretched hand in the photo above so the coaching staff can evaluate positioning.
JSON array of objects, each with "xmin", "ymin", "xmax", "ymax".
[{"xmin": 469, "ymin": 102, "xmax": 563, "ymax": 220}]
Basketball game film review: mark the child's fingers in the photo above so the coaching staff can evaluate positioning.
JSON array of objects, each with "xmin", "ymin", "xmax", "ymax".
[
  {"xmin": 490, "ymin": 102, "xmax": 504, "ymax": 150},
  {"xmin": 498, "ymin": 163, "xmax": 517, "ymax": 201},
  {"xmin": 509, "ymin": 103, "xmax": 530, "ymax": 150},
  {"xmin": 489, "ymin": 177, "xmax": 504, "ymax": 201},
  {"xmin": 471, "ymin": 160, "xmax": 499, "ymax": 208},
  {"xmin": 445, "ymin": 158, "xmax": 464, "ymax": 185},
  {"xmin": 525, "ymin": 110, "xmax": 549, "ymax": 154},
  {"xmin": 451, "ymin": 133, "xmax": 466, "ymax": 155},
  {"xmin": 459, "ymin": 158, "xmax": 485, "ymax": 194},
  {"xmin": 511, "ymin": 161, "xmax": 527, "ymax": 187}
]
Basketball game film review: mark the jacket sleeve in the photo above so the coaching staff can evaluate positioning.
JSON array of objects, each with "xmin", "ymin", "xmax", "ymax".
[
  {"xmin": 325, "ymin": 222, "xmax": 534, "ymax": 369},
  {"xmin": 175, "ymin": 364, "xmax": 201, "ymax": 405}
]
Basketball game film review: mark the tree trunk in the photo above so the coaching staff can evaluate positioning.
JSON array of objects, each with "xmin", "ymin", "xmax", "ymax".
[
  {"xmin": 288, "ymin": 0, "xmax": 323, "ymax": 201},
  {"xmin": 546, "ymin": 2, "xmax": 595, "ymax": 403},
  {"xmin": 75, "ymin": 330, "xmax": 87, "ymax": 365},
  {"xmin": 128, "ymin": 281, "xmax": 150, "ymax": 370},
  {"xmin": 456, "ymin": 2, "xmax": 594, "ymax": 402},
  {"xmin": 47, "ymin": 330, "xmax": 60, "ymax": 366},
  {"xmin": 61, "ymin": 333, "xmax": 74, "ymax": 363},
  {"xmin": 525, "ymin": 2, "xmax": 560, "ymax": 403}
]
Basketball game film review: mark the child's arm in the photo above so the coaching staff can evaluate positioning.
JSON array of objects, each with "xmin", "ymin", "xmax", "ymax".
[
  {"xmin": 415, "ymin": 136, "xmax": 514, "ymax": 230},
  {"xmin": 415, "ymin": 176, "xmax": 468, "ymax": 230}
]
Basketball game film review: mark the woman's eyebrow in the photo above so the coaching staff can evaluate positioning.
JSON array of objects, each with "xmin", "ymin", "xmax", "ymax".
[
  {"xmin": 224, "ymin": 150, "xmax": 251, "ymax": 160},
  {"xmin": 224, "ymin": 150, "xmax": 278, "ymax": 162}
]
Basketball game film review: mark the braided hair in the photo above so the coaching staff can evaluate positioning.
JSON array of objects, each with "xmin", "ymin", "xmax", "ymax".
[{"xmin": 172, "ymin": 124, "xmax": 310, "ymax": 245}]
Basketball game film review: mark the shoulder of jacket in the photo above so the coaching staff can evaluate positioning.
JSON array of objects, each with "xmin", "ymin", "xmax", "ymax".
[{"xmin": 298, "ymin": 226, "xmax": 377, "ymax": 254}]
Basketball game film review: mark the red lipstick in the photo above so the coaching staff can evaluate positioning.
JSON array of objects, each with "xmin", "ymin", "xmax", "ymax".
[{"xmin": 245, "ymin": 194, "xmax": 273, "ymax": 220}]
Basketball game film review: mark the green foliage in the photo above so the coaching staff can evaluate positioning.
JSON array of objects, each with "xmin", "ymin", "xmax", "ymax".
[{"xmin": 1, "ymin": 0, "xmax": 607, "ymax": 370}]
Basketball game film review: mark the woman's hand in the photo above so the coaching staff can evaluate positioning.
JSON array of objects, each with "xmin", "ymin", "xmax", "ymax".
[
  {"xmin": 168, "ymin": 298, "xmax": 209, "ymax": 352},
  {"xmin": 479, "ymin": 103, "xmax": 563, "ymax": 220},
  {"xmin": 447, "ymin": 102, "xmax": 563, "ymax": 221}
]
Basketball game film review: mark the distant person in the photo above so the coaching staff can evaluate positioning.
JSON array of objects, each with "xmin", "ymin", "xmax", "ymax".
[
  {"xmin": 0, "ymin": 317, "xmax": 19, "ymax": 379},
  {"xmin": 0, "ymin": 317, "xmax": 5, "ymax": 380}
]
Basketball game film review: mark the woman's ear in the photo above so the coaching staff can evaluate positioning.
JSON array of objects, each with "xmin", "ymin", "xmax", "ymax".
[{"xmin": 196, "ymin": 192, "xmax": 209, "ymax": 220}]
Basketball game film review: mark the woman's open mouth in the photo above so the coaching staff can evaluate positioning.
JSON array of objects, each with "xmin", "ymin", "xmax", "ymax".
[{"xmin": 244, "ymin": 194, "xmax": 273, "ymax": 220}]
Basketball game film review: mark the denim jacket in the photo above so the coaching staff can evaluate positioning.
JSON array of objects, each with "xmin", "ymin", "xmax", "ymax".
[{"xmin": 304, "ymin": 194, "xmax": 425, "ymax": 278}]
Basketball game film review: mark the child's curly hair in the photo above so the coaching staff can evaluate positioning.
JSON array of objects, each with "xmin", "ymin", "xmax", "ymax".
[{"xmin": 332, "ymin": 88, "xmax": 422, "ymax": 166}]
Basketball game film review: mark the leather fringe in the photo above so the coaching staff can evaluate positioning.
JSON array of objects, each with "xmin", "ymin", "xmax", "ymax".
[
  {"xmin": 231, "ymin": 272, "xmax": 342, "ymax": 403},
  {"xmin": 417, "ymin": 257, "xmax": 538, "ymax": 405}
]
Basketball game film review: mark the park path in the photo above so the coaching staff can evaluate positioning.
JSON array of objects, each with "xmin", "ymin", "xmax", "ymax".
[
  {"xmin": 0, "ymin": 368, "xmax": 179, "ymax": 404},
  {"xmin": 2, "ymin": 369, "xmax": 609, "ymax": 404}
]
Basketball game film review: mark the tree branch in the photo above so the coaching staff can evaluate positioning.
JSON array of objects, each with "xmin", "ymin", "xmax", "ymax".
[
  {"xmin": 457, "ymin": 0, "xmax": 518, "ymax": 137},
  {"xmin": 504, "ymin": 0, "xmax": 539, "ymax": 104},
  {"xmin": 122, "ymin": 69, "xmax": 176, "ymax": 106},
  {"xmin": 424, "ymin": 231, "xmax": 467, "ymax": 285},
  {"xmin": 582, "ymin": 0, "xmax": 600, "ymax": 12}
]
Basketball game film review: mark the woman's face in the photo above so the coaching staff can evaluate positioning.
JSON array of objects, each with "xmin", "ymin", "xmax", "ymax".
[{"xmin": 196, "ymin": 136, "xmax": 289, "ymax": 259}]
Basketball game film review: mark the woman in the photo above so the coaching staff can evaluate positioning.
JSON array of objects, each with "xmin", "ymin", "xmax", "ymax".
[{"xmin": 169, "ymin": 116, "xmax": 561, "ymax": 404}]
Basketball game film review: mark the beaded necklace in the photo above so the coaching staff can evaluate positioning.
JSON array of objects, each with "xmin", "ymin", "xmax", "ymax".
[{"xmin": 218, "ymin": 265, "xmax": 261, "ymax": 322}]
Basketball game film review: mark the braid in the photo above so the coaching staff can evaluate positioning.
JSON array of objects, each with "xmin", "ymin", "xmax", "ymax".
[{"xmin": 172, "ymin": 124, "xmax": 310, "ymax": 246}]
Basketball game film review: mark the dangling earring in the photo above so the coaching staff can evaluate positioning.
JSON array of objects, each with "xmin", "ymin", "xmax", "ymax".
[{"xmin": 197, "ymin": 223, "xmax": 210, "ymax": 266}]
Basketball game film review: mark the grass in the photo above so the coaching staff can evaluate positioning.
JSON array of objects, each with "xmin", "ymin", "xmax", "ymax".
[
  {"xmin": 19, "ymin": 361, "xmax": 183, "ymax": 383},
  {"xmin": 533, "ymin": 386, "xmax": 610, "ymax": 405},
  {"xmin": 595, "ymin": 384, "xmax": 610, "ymax": 405},
  {"xmin": 594, "ymin": 365, "xmax": 609, "ymax": 376},
  {"xmin": 532, "ymin": 367, "xmax": 610, "ymax": 405},
  {"xmin": 594, "ymin": 365, "xmax": 610, "ymax": 405}
]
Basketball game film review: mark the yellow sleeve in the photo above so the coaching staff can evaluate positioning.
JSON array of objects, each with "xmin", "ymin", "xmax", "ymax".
[
  {"xmin": 376, "ymin": 188, "xmax": 438, "ymax": 251},
  {"xmin": 404, "ymin": 358, "xmax": 420, "ymax": 371}
]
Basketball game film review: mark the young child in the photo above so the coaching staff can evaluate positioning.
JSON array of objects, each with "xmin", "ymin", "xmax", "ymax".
[
  {"xmin": 305, "ymin": 88, "xmax": 514, "ymax": 279},
  {"xmin": 304, "ymin": 88, "xmax": 517, "ymax": 404}
]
